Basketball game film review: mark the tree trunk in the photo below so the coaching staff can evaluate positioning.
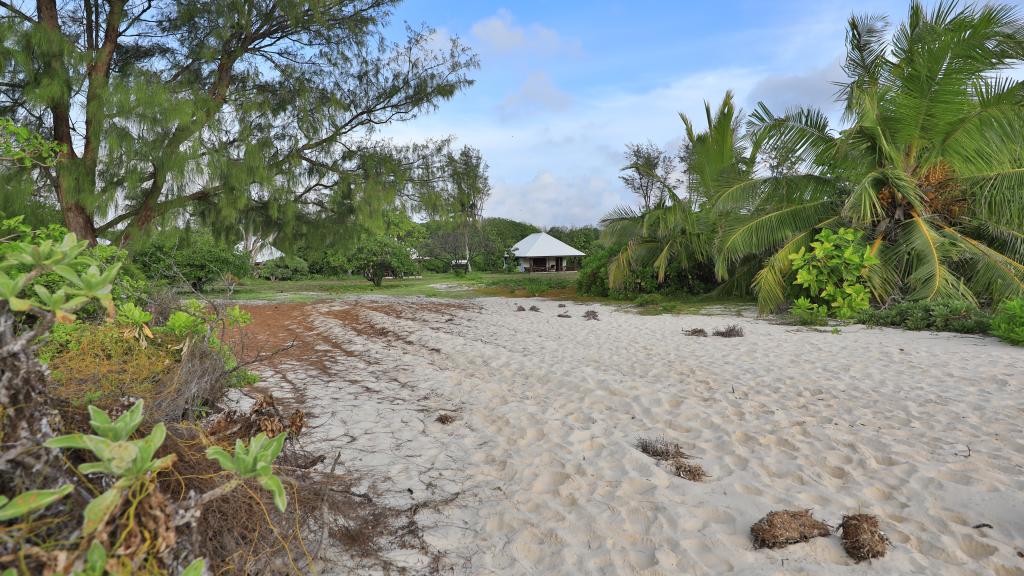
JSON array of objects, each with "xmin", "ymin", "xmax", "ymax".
[
  {"xmin": 37, "ymin": 0, "xmax": 101, "ymax": 245},
  {"xmin": 463, "ymin": 228, "xmax": 472, "ymax": 272}
]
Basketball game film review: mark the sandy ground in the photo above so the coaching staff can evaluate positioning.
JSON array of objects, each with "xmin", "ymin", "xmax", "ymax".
[{"xmin": 240, "ymin": 296, "xmax": 1024, "ymax": 575}]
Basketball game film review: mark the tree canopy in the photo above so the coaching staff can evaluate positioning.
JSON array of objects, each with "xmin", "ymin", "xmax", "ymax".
[{"xmin": 0, "ymin": 0, "xmax": 478, "ymax": 246}]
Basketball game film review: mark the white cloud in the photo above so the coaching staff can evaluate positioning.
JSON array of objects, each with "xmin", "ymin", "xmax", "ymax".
[
  {"xmin": 470, "ymin": 9, "xmax": 581, "ymax": 57},
  {"xmin": 382, "ymin": 67, "xmax": 761, "ymax": 227},
  {"xmin": 422, "ymin": 27, "xmax": 453, "ymax": 54},
  {"xmin": 487, "ymin": 171, "xmax": 620, "ymax": 227},
  {"xmin": 497, "ymin": 72, "xmax": 571, "ymax": 118},
  {"xmin": 746, "ymin": 60, "xmax": 846, "ymax": 118}
]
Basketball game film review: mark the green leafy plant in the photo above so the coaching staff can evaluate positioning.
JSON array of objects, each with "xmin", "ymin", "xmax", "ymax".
[
  {"xmin": 206, "ymin": 432, "xmax": 289, "ymax": 512},
  {"xmin": 788, "ymin": 228, "xmax": 878, "ymax": 320},
  {"xmin": 134, "ymin": 231, "xmax": 250, "ymax": 292},
  {"xmin": 163, "ymin": 310, "xmax": 207, "ymax": 338},
  {"xmin": 260, "ymin": 255, "xmax": 309, "ymax": 281},
  {"xmin": 990, "ymin": 297, "xmax": 1024, "ymax": 346},
  {"xmin": 0, "ymin": 118, "xmax": 65, "ymax": 167},
  {"xmin": 0, "ymin": 484, "xmax": 73, "ymax": 522},
  {"xmin": 350, "ymin": 236, "xmax": 416, "ymax": 287},
  {"xmin": 856, "ymin": 300, "xmax": 992, "ymax": 334},
  {"xmin": 116, "ymin": 302, "xmax": 154, "ymax": 346},
  {"xmin": 45, "ymin": 400, "xmax": 175, "ymax": 536},
  {"xmin": 0, "ymin": 233, "xmax": 120, "ymax": 323}
]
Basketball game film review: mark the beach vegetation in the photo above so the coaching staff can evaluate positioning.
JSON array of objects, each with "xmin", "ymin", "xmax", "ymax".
[
  {"xmin": 260, "ymin": 255, "xmax": 311, "ymax": 282},
  {"xmin": 990, "ymin": 297, "xmax": 1024, "ymax": 345},
  {"xmin": 856, "ymin": 299, "xmax": 992, "ymax": 334},
  {"xmin": 351, "ymin": 235, "xmax": 417, "ymax": 287}
]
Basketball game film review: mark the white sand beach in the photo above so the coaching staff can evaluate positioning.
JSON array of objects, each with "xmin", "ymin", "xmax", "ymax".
[{"xmin": 243, "ymin": 296, "xmax": 1024, "ymax": 575}]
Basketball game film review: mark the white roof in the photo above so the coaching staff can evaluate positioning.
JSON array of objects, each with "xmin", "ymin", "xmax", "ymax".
[{"xmin": 510, "ymin": 232, "xmax": 585, "ymax": 258}]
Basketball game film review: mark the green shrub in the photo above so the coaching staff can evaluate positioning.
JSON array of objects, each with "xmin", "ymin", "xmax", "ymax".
[
  {"xmin": 633, "ymin": 293, "xmax": 664, "ymax": 306},
  {"xmin": 576, "ymin": 244, "xmax": 617, "ymax": 297},
  {"xmin": 260, "ymin": 255, "xmax": 309, "ymax": 281},
  {"xmin": 991, "ymin": 298, "xmax": 1024, "ymax": 345},
  {"xmin": 350, "ymin": 236, "xmax": 416, "ymax": 287},
  {"xmin": 788, "ymin": 227, "xmax": 878, "ymax": 319},
  {"xmin": 134, "ymin": 231, "xmax": 250, "ymax": 292},
  {"xmin": 856, "ymin": 300, "xmax": 992, "ymax": 334}
]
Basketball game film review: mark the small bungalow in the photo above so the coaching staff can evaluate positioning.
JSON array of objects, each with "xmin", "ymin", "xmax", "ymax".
[{"xmin": 510, "ymin": 232, "xmax": 585, "ymax": 272}]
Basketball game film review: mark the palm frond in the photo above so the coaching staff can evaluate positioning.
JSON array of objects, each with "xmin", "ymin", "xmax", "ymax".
[
  {"xmin": 750, "ymin": 217, "xmax": 839, "ymax": 312},
  {"xmin": 715, "ymin": 200, "xmax": 837, "ymax": 280},
  {"xmin": 941, "ymin": 225, "xmax": 1024, "ymax": 302},
  {"xmin": 898, "ymin": 214, "xmax": 974, "ymax": 301}
]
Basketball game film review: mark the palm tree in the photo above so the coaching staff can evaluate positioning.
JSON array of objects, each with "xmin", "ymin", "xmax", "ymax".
[
  {"xmin": 602, "ymin": 92, "xmax": 747, "ymax": 290},
  {"xmin": 715, "ymin": 1, "xmax": 1024, "ymax": 311}
]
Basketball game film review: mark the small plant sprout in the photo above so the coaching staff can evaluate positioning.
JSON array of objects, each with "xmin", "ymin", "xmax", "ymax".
[
  {"xmin": 116, "ymin": 302, "xmax": 155, "ymax": 346},
  {"xmin": 0, "ymin": 484, "xmax": 73, "ymax": 522},
  {"xmin": 206, "ymin": 432, "xmax": 289, "ymax": 512},
  {"xmin": 226, "ymin": 304, "xmax": 252, "ymax": 327}
]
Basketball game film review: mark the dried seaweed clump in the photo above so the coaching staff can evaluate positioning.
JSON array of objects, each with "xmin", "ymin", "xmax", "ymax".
[
  {"xmin": 206, "ymin": 393, "xmax": 304, "ymax": 441},
  {"xmin": 712, "ymin": 324, "xmax": 745, "ymax": 338},
  {"xmin": 558, "ymin": 303, "xmax": 567, "ymax": 308},
  {"xmin": 529, "ymin": 305, "xmax": 541, "ymax": 312},
  {"xmin": 515, "ymin": 305, "xmax": 526, "ymax": 312},
  {"xmin": 751, "ymin": 510, "xmax": 831, "ymax": 549},
  {"xmin": 839, "ymin": 514, "xmax": 889, "ymax": 562},
  {"xmin": 684, "ymin": 327, "xmax": 708, "ymax": 337},
  {"xmin": 670, "ymin": 459, "xmax": 708, "ymax": 482},
  {"xmin": 557, "ymin": 313, "xmax": 571, "ymax": 318},
  {"xmin": 435, "ymin": 413, "xmax": 455, "ymax": 425},
  {"xmin": 634, "ymin": 436, "xmax": 706, "ymax": 482},
  {"xmin": 583, "ymin": 310, "xmax": 599, "ymax": 321}
]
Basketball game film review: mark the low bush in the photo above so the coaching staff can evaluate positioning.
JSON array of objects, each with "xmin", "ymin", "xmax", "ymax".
[
  {"xmin": 260, "ymin": 255, "xmax": 309, "ymax": 281},
  {"xmin": 856, "ymin": 300, "xmax": 992, "ymax": 334},
  {"xmin": 788, "ymin": 227, "xmax": 877, "ymax": 320},
  {"xmin": 350, "ymin": 235, "xmax": 417, "ymax": 287},
  {"xmin": 990, "ymin": 297, "xmax": 1024, "ymax": 345},
  {"xmin": 134, "ymin": 231, "xmax": 250, "ymax": 292}
]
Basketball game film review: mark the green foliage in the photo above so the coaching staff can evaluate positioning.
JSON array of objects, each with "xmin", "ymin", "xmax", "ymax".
[
  {"xmin": 714, "ymin": 3, "xmax": 1024, "ymax": 311},
  {"xmin": 134, "ymin": 231, "xmax": 250, "ymax": 292},
  {"xmin": 115, "ymin": 302, "xmax": 154, "ymax": 346},
  {"xmin": 206, "ymin": 432, "xmax": 289, "ymax": 512},
  {"xmin": 1, "ymin": 217, "xmax": 150, "ymax": 321},
  {"xmin": 477, "ymin": 218, "xmax": 540, "ymax": 271},
  {"xmin": 295, "ymin": 246, "xmax": 352, "ymax": 277},
  {"xmin": 260, "ymin": 255, "xmax": 309, "ymax": 281},
  {"xmin": 0, "ymin": 484, "xmax": 73, "ymax": 522},
  {"xmin": 478, "ymin": 274, "xmax": 575, "ymax": 297},
  {"xmin": 350, "ymin": 236, "xmax": 416, "ymax": 287},
  {"xmin": 576, "ymin": 244, "xmax": 619, "ymax": 297},
  {"xmin": 2, "ymin": 1, "xmax": 478, "ymax": 247},
  {"xmin": 990, "ymin": 298, "xmax": 1024, "ymax": 345},
  {"xmin": 856, "ymin": 300, "xmax": 992, "ymax": 334},
  {"xmin": 0, "ymin": 118, "xmax": 64, "ymax": 167},
  {"xmin": 788, "ymin": 228, "xmax": 878, "ymax": 319},
  {"xmin": 546, "ymin": 225, "xmax": 600, "ymax": 255},
  {"xmin": 46, "ymin": 401, "xmax": 174, "ymax": 480},
  {"xmin": 0, "ymin": 232, "xmax": 119, "ymax": 323}
]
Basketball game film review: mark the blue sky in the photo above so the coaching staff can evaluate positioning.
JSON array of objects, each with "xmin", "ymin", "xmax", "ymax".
[{"xmin": 381, "ymin": 1, "xmax": 919, "ymax": 227}]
